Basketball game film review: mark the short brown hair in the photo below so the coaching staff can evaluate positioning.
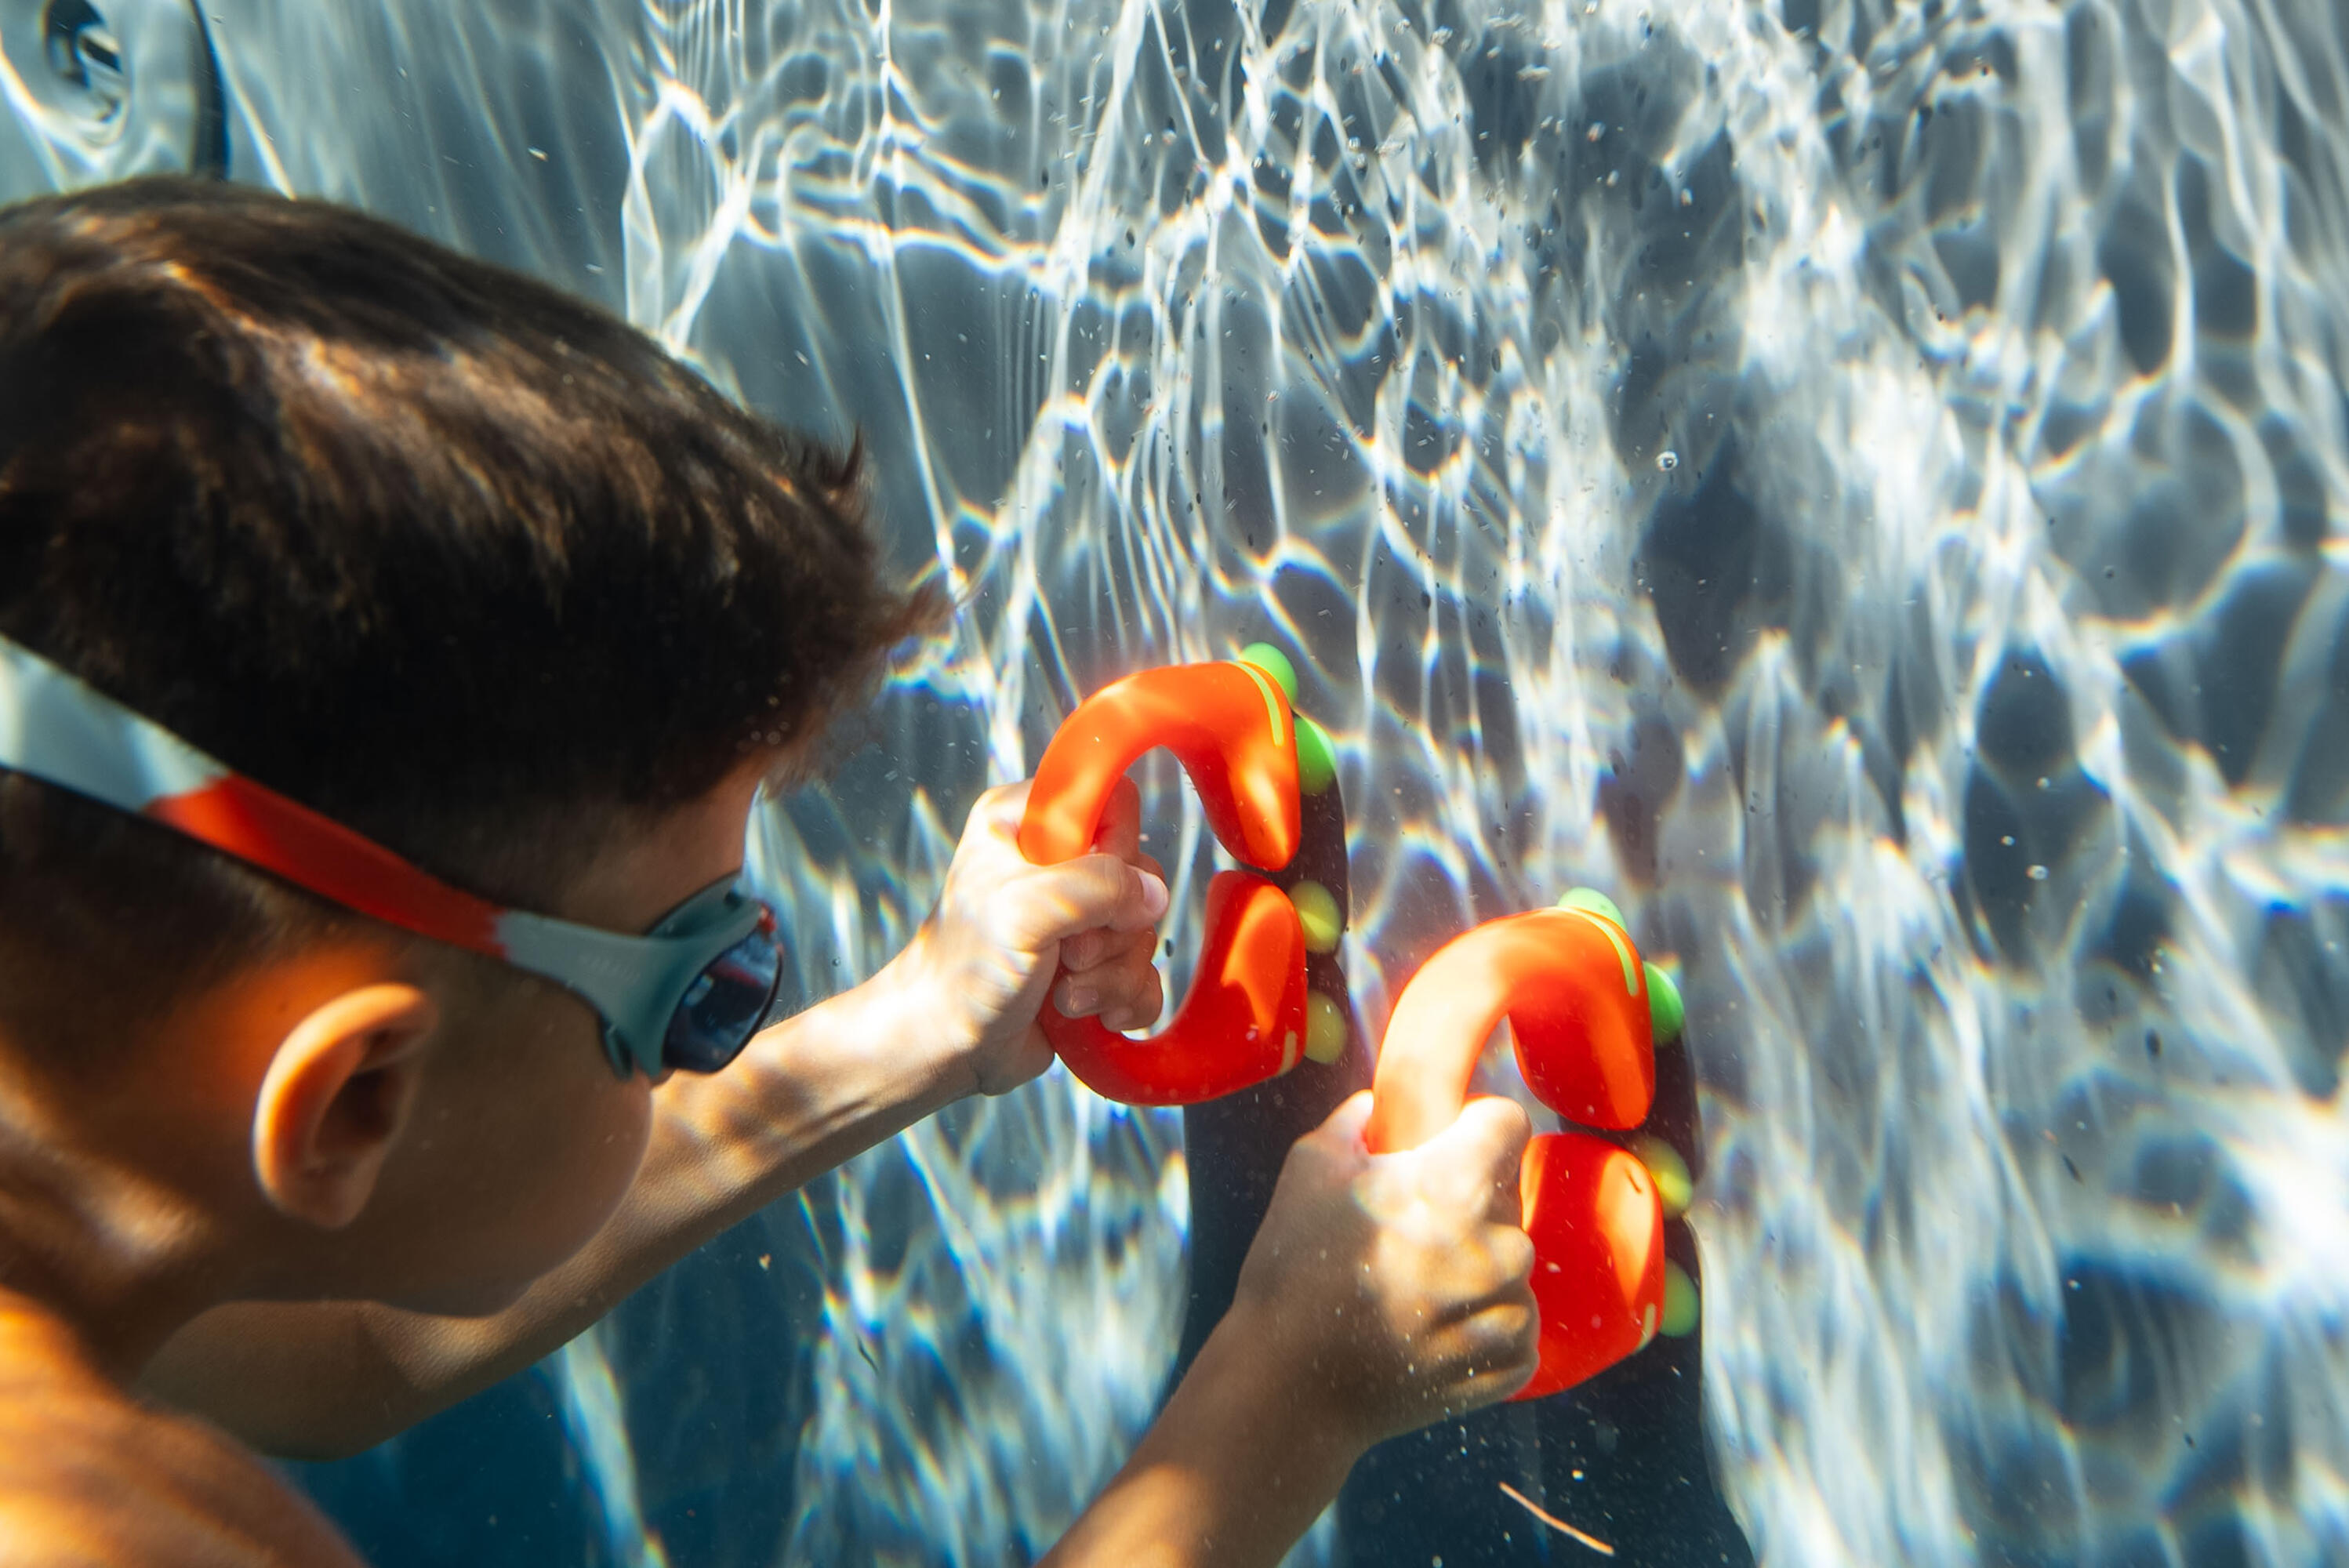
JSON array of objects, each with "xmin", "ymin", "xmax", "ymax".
[{"xmin": 0, "ymin": 178, "xmax": 940, "ymax": 1047}]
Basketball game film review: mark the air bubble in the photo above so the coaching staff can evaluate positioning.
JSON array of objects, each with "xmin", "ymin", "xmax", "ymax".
[{"xmin": 1657, "ymin": 450, "xmax": 1680, "ymax": 471}]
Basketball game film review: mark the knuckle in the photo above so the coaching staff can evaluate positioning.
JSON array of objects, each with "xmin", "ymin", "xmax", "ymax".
[
  {"xmin": 1084, "ymin": 852, "xmax": 1131, "ymax": 901},
  {"xmin": 993, "ymin": 882, "xmax": 1058, "ymax": 947},
  {"xmin": 1458, "ymin": 1102, "xmax": 1528, "ymax": 1161},
  {"xmin": 1473, "ymin": 1302, "xmax": 1537, "ymax": 1366},
  {"xmin": 1486, "ymin": 1108, "xmax": 1533, "ymax": 1162},
  {"xmin": 978, "ymin": 780, "xmax": 1026, "ymax": 820}
]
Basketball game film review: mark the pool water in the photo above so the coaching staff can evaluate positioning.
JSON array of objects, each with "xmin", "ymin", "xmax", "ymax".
[{"xmin": 5, "ymin": 0, "xmax": 2346, "ymax": 1563}]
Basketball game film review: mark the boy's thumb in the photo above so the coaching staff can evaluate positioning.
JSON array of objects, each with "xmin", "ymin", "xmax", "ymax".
[
  {"xmin": 1033, "ymin": 855, "xmax": 1167, "ymax": 938},
  {"xmin": 1426, "ymin": 1094, "xmax": 1533, "ymax": 1180},
  {"xmin": 1312, "ymin": 1089, "xmax": 1377, "ymax": 1150},
  {"xmin": 1093, "ymin": 856, "xmax": 1168, "ymax": 927}
]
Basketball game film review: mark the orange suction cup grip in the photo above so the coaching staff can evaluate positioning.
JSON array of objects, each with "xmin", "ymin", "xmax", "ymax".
[
  {"xmin": 1018, "ymin": 659, "xmax": 1313, "ymax": 1107},
  {"xmin": 1517, "ymin": 1132, "xmax": 1669, "ymax": 1399},
  {"xmin": 1367, "ymin": 907, "xmax": 1657, "ymax": 1151},
  {"xmin": 1018, "ymin": 661, "xmax": 1301, "ymax": 873},
  {"xmin": 1367, "ymin": 906, "xmax": 1666, "ymax": 1398},
  {"xmin": 1044, "ymin": 870, "xmax": 1309, "ymax": 1105}
]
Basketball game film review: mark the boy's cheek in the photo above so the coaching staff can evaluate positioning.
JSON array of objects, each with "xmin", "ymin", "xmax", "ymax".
[
  {"xmin": 378, "ymin": 997, "xmax": 655, "ymax": 1311},
  {"xmin": 516, "ymin": 1073, "xmax": 655, "ymax": 1271},
  {"xmin": 390, "ymin": 1077, "xmax": 650, "ymax": 1316}
]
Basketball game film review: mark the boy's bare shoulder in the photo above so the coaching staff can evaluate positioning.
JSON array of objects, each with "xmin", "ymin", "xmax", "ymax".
[{"xmin": 0, "ymin": 1308, "xmax": 362, "ymax": 1567}]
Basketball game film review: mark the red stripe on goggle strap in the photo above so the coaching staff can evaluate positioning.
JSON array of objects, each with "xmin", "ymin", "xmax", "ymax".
[{"xmin": 147, "ymin": 777, "xmax": 506, "ymax": 956}]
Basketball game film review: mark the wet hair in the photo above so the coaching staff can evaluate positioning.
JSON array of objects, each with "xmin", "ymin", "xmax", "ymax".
[{"xmin": 0, "ymin": 177, "xmax": 942, "ymax": 1051}]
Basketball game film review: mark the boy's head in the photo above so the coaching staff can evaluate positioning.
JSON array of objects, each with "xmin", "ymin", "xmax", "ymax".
[{"xmin": 0, "ymin": 178, "xmax": 937, "ymax": 1322}]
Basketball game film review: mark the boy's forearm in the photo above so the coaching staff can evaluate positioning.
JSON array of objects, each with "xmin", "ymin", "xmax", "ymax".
[
  {"xmin": 140, "ymin": 964, "xmax": 968, "ymax": 1457},
  {"xmin": 623, "ymin": 949, "xmax": 971, "ymax": 1244},
  {"xmin": 1042, "ymin": 1316, "xmax": 1369, "ymax": 1568}
]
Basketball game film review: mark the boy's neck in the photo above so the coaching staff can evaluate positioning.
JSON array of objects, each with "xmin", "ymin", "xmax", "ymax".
[{"xmin": 0, "ymin": 1078, "xmax": 241, "ymax": 1383}]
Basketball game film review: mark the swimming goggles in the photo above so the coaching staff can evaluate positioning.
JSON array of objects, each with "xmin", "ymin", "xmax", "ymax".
[{"xmin": 0, "ymin": 633, "xmax": 784, "ymax": 1080}]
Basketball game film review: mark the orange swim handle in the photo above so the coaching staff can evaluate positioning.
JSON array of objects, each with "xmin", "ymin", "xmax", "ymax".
[
  {"xmin": 1367, "ymin": 906, "xmax": 1669, "ymax": 1399},
  {"xmin": 1020, "ymin": 659, "xmax": 1301, "ymax": 870},
  {"xmin": 1018, "ymin": 658, "xmax": 1314, "ymax": 1106}
]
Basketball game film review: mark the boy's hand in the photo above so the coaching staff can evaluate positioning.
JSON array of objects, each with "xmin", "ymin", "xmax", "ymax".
[
  {"xmin": 1041, "ymin": 1091, "xmax": 1538, "ymax": 1568},
  {"xmin": 1225, "ymin": 1090, "xmax": 1540, "ymax": 1447},
  {"xmin": 886, "ymin": 777, "xmax": 1168, "ymax": 1098}
]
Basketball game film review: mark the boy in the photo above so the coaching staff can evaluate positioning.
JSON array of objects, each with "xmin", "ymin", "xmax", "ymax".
[{"xmin": 0, "ymin": 179, "xmax": 1538, "ymax": 1566}]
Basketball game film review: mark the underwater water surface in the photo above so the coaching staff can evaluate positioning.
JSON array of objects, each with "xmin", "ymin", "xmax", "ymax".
[{"xmin": 5, "ymin": 0, "xmax": 2347, "ymax": 1563}]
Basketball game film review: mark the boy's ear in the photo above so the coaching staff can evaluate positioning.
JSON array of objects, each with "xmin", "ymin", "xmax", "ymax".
[{"xmin": 251, "ymin": 984, "xmax": 440, "ymax": 1230}]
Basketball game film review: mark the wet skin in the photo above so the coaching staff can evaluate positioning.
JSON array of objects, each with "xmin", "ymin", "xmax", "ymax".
[{"xmin": 0, "ymin": 765, "xmax": 1534, "ymax": 1568}]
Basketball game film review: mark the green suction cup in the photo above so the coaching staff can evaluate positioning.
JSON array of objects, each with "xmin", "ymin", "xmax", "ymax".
[
  {"xmin": 1236, "ymin": 642, "xmax": 1299, "ymax": 703},
  {"xmin": 1558, "ymin": 886, "xmax": 1626, "ymax": 927}
]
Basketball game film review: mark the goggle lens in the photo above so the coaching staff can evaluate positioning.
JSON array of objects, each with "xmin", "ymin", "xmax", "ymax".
[{"xmin": 660, "ymin": 913, "xmax": 786, "ymax": 1074}]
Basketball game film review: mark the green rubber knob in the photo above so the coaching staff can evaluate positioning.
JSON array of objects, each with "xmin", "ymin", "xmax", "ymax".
[
  {"xmin": 1287, "ymin": 880, "xmax": 1342, "ymax": 953},
  {"xmin": 1237, "ymin": 642, "xmax": 1299, "ymax": 704},
  {"xmin": 1558, "ymin": 886, "xmax": 1625, "ymax": 927},
  {"xmin": 1294, "ymin": 714, "xmax": 1338, "ymax": 796},
  {"xmin": 1304, "ymin": 990, "xmax": 1348, "ymax": 1064},
  {"xmin": 1632, "ymin": 1134, "xmax": 1693, "ymax": 1218},
  {"xmin": 1645, "ymin": 961, "xmax": 1683, "ymax": 1044},
  {"xmin": 1660, "ymin": 1260, "xmax": 1699, "ymax": 1338}
]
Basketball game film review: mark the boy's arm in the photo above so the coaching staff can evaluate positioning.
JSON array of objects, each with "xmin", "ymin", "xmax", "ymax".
[
  {"xmin": 141, "ymin": 781, "xmax": 1169, "ymax": 1459},
  {"xmin": 1044, "ymin": 1092, "xmax": 1539, "ymax": 1568},
  {"xmin": 1043, "ymin": 1317, "xmax": 1364, "ymax": 1566}
]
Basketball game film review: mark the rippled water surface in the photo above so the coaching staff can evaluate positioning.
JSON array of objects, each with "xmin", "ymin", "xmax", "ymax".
[{"xmin": 7, "ymin": 0, "xmax": 2347, "ymax": 1562}]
